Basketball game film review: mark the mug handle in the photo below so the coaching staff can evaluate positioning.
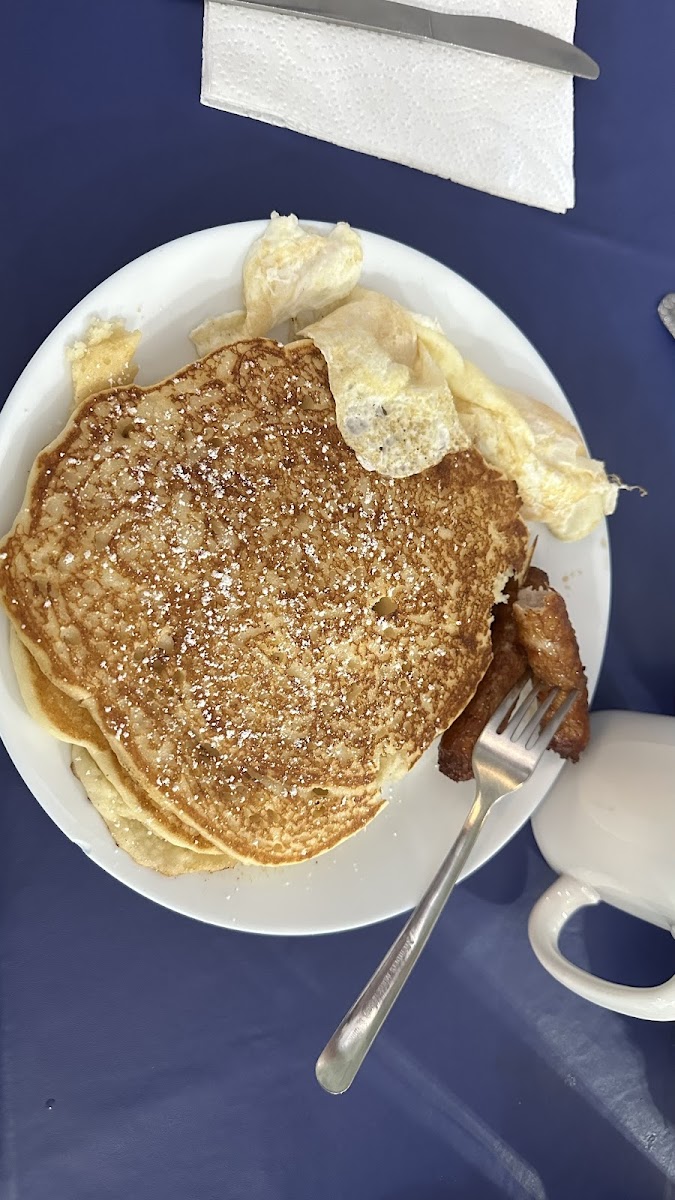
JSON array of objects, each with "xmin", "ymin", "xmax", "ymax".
[{"xmin": 528, "ymin": 875, "xmax": 675, "ymax": 1020}]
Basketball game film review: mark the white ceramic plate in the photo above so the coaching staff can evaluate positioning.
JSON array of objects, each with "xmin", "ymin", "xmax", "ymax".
[{"xmin": 0, "ymin": 221, "xmax": 610, "ymax": 935}]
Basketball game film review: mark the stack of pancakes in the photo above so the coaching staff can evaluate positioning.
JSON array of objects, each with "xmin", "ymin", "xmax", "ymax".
[{"xmin": 0, "ymin": 338, "xmax": 527, "ymax": 873}]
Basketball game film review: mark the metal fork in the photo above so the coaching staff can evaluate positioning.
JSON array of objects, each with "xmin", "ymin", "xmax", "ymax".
[{"xmin": 315, "ymin": 676, "xmax": 578, "ymax": 1095}]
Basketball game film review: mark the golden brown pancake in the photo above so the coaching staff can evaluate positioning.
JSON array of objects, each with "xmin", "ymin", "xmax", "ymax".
[
  {"xmin": 70, "ymin": 746, "xmax": 233, "ymax": 876},
  {"xmin": 0, "ymin": 338, "xmax": 527, "ymax": 864},
  {"xmin": 10, "ymin": 629, "xmax": 222, "ymax": 854}
]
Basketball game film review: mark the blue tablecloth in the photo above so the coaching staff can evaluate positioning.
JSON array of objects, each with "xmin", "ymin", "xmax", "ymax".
[{"xmin": 2, "ymin": 2, "xmax": 675, "ymax": 1196}]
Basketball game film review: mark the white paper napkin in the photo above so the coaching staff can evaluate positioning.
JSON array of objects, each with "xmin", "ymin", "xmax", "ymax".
[{"xmin": 202, "ymin": 0, "xmax": 578, "ymax": 212}]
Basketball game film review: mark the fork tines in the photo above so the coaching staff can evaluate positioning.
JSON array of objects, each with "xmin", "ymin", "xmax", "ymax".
[{"xmin": 491, "ymin": 673, "xmax": 579, "ymax": 751}]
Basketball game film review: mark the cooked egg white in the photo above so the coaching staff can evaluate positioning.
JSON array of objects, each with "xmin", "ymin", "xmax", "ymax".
[
  {"xmin": 190, "ymin": 214, "xmax": 622, "ymax": 541},
  {"xmin": 190, "ymin": 212, "xmax": 362, "ymax": 356}
]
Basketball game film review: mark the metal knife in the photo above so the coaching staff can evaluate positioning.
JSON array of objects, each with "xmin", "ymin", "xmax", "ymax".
[
  {"xmin": 658, "ymin": 294, "xmax": 675, "ymax": 341},
  {"xmin": 212, "ymin": 0, "xmax": 600, "ymax": 79}
]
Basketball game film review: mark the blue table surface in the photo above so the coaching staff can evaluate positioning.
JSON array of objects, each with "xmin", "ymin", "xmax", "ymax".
[{"xmin": 2, "ymin": 2, "xmax": 675, "ymax": 1197}]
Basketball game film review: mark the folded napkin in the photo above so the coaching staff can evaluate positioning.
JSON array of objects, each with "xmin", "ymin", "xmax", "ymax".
[{"xmin": 202, "ymin": 0, "xmax": 577, "ymax": 213}]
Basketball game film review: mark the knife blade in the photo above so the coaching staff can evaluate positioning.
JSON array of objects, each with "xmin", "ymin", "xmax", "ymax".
[
  {"xmin": 658, "ymin": 294, "xmax": 675, "ymax": 341},
  {"xmin": 212, "ymin": 0, "xmax": 599, "ymax": 79}
]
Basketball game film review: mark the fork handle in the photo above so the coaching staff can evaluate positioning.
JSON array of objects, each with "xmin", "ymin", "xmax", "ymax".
[{"xmin": 315, "ymin": 789, "xmax": 492, "ymax": 1094}]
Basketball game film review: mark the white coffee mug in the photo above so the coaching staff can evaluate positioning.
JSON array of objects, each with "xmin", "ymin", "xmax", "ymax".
[{"xmin": 529, "ymin": 710, "xmax": 675, "ymax": 1019}]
